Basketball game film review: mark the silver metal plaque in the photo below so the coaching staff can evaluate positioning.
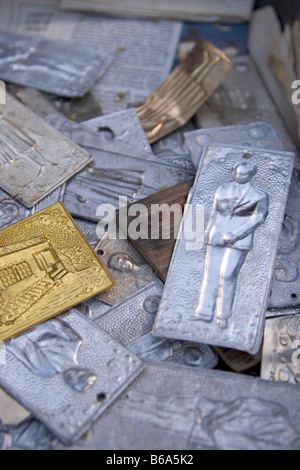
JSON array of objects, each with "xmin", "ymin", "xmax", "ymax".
[
  {"xmin": 267, "ymin": 304, "xmax": 300, "ymax": 319},
  {"xmin": 0, "ymin": 309, "xmax": 143, "ymax": 444},
  {"xmin": 96, "ymin": 282, "xmax": 218, "ymax": 369},
  {"xmin": 195, "ymin": 55, "xmax": 299, "ymax": 170},
  {"xmin": 83, "ymin": 108, "xmax": 153, "ymax": 154},
  {"xmin": 154, "ymin": 144, "xmax": 295, "ymax": 354},
  {"xmin": 46, "ymin": 113, "xmax": 154, "ymax": 161},
  {"xmin": 96, "ymin": 226, "xmax": 159, "ymax": 306},
  {"xmin": 54, "ymin": 362, "xmax": 300, "ymax": 450},
  {"xmin": 261, "ymin": 313, "xmax": 300, "ymax": 386},
  {"xmin": 0, "ymin": 95, "xmax": 93, "ymax": 208},
  {"xmin": 269, "ymin": 171, "xmax": 300, "ymax": 308},
  {"xmin": 0, "ymin": 29, "xmax": 113, "ymax": 97},
  {"xmin": 184, "ymin": 121, "xmax": 285, "ymax": 168}
]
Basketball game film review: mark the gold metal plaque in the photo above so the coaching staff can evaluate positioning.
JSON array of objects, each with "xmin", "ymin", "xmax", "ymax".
[{"xmin": 0, "ymin": 203, "xmax": 114, "ymax": 341}]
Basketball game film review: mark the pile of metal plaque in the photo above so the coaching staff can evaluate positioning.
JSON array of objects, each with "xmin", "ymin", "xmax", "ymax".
[{"xmin": 0, "ymin": 1, "xmax": 300, "ymax": 451}]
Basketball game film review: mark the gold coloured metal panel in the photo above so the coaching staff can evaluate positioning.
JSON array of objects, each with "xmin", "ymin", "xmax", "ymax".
[{"xmin": 0, "ymin": 203, "xmax": 114, "ymax": 341}]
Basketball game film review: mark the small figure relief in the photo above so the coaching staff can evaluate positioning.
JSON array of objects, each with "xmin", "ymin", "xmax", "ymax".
[
  {"xmin": 7, "ymin": 319, "xmax": 97, "ymax": 393},
  {"xmin": 193, "ymin": 162, "xmax": 269, "ymax": 329},
  {"xmin": 0, "ymin": 238, "xmax": 70, "ymax": 326}
]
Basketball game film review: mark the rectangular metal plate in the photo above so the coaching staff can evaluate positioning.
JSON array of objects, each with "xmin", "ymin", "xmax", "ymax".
[
  {"xmin": 0, "ymin": 309, "xmax": 143, "ymax": 444},
  {"xmin": 185, "ymin": 121, "xmax": 285, "ymax": 168},
  {"xmin": 268, "ymin": 171, "xmax": 300, "ymax": 308},
  {"xmin": 0, "ymin": 202, "xmax": 114, "ymax": 341},
  {"xmin": 195, "ymin": 56, "xmax": 299, "ymax": 170},
  {"xmin": 54, "ymin": 361, "xmax": 300, "ymax": 450},
  {"xmin": 153, "ymin": 144, "xmax": 294, "ymax": 354},
  {"xmin": 261, "ymin": 313, "xmax": 300, "ymax": 386},
  {"xmin": 83, "ymin": 108, "xmax": 153, "ymax": 154},
  {"xmin": 96, "ymin": 225, "xmax": 159, "ymax": 306},
  {"xmin": 96, "ymin": 282, "xmax": 218, "ymax": 369},
  {"xmin": 0, "ymin": 95, "xmax": 93, "ymax": 208},
  {"xmin": 0, "ymin": 29, "xmax": 113, "ymax": 97}
]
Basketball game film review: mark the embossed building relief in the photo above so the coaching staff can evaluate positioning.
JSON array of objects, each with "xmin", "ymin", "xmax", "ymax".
[
  {"xmin": 261, "ymin": 313, "xmax": 300, "ymax": 385},
  {"xmin": 0, "ymin": 95, "xmax": 93, "ymax": 208},
  {"xmin": 153, "ymin": 144, "xmax": 295, "ymax": 354},
  {"xmin": 0, "ymin": 309, "xmax": 143, "ymax": 444},
  {"xmin": 0, "ymin": 203, "xmax": 114, "ymax": 341},
  {"xmin": 0, "ymin": 29, "xmax": 113, "ymax": 97}
]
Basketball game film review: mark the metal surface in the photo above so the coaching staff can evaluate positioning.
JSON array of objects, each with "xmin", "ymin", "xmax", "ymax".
[
  {"xmin": 269, "ymin": 171, "xmax": 300, "ymax": 308},
  {"xmin": 54, "ymin": 361, "xmax": 300, "ymax": 450},
  {"xmin": 0, "ymin": 95, "xmax": 93, "ymax": 208},
  {"xmin": 0, "ymin": 309, "xmax": 143, "ymax": 444},
  {"xmin": 96, "ymin": 282, "xmax": 218, "ymax": 369},
  {"xmin": 83, "ymin": 108, "xmax": 153, "ymax": 154},
  {"xmin": 0, "ymin": 203, "xmax": 114, "ymax": 341},
  {"xmin": 261, "ymin": 313, "xmax": 300, "ymax": 386},
  {"xmin": 46, "ymin": 113, "xmax": 155, "ymax": 161},
  {"xmin": 195, "ymin": 55, "xmax": 299, "ymax": 170},
  {"xmin": 0, "ymin": 29, "xmax": 113, "ymax": 98},
  {"xmin": 96, "ymin": 225, "xmax": 159, "ymax": 306},
  {"xmin": 184, "ymin": 121, "xmax": 285, "ymax": 168},
  {"xmin": 154, "ymin": 144, "xmax": 294, "ymax": 354}
]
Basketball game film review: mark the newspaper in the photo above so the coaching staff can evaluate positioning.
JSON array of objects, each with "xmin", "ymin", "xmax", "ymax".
[
  {"xmin": 0, "ymin": 0, "xmax": 182, "ymax": 113},
  {"xmin": 61, "ymin": 0, "xmax": 255, "ymax": 23}
]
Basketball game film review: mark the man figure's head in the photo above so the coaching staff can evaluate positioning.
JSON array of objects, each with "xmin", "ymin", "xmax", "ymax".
[{"xmin": 232, "ymin": 162, "xmax": 257, "ymax": 184}]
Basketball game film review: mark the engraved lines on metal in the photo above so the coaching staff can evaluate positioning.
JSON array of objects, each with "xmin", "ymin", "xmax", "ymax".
[{"xmin": 0, "ymin": 238, "xmax": 68, "ymax": 327}]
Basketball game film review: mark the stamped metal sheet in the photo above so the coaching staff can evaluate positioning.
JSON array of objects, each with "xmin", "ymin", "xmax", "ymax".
[
  {"xmin": 0, "ymin": 202, "xmax": 114, "ymax": 342},
  {"xmin": 96, "ymin": 225, "xmax": 159, "ymax": 306},
  {"xmin": 261, "ymin": 313, "xmax": 300, "ymax": 386},
  {"xmin": 1, "ymin": 416, "xmax": 54, "ymax": 451},
  {"xmin": 184, "ymin": 122, "xmax": 285, "ymax": 168},
  {"xmin": 96, "ymin": 283, "xmax": 218, "ymax": 369},
  {"xmin": 64, "ymin": 149, "xmax": 192, "ymax": 221},
  {"xmin": 0, "ymin": 95, "xmax": 93, "ymax": 208},
  {"xmin": 269, "ymin": 171, "xmax": 300, "ymax": 308},
  {"xmin": 0, "ymin": 309, "xmax": 143, "ymax": 444},
  {"xmin": 154, "ymin": 144, "xmax": 295, "ymax": 354},
  {"xmin": 267, "ymin": 304, "xmax": 300, "ymax": 319},
  {"xmin": 195, "ymin": 55, "xmax": 299, "ymax": 170},
  {"xmin": 83, "ymin": 108, "xmax": 152, "ymax": 154},
  {"xmin": 54, "ymin": 362, "xmax": 300, "ymax": 450},
  {"xmin": 46, "ymin": 113, "xmax": 154, "ymax": 161},
  {"xmin": 0, "ymin": 29, "xmax": 113, "ymax": 98}
]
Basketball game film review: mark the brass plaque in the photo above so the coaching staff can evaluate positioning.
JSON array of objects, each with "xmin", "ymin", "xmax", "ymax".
[{"xmin": 0, "ymin": 203, "xmax": 114, "ymax": 341}]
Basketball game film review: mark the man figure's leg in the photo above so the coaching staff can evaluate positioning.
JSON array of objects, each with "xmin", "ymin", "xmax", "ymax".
[{"xmin": 216, "ymin": 247, "xmax": 247, "ymax": 329}]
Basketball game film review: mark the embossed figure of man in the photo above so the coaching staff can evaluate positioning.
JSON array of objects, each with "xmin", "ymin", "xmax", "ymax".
[{"xmin": 194, "ymin": 161, "xmax": 269, "ymax": 329}]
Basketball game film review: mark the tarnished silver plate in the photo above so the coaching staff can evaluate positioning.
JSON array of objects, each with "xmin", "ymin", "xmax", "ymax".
[
  {"xmin": 269, "ymin": 171, "xmax": 300, "ymax": 308},
  {"xmin": 54, "ymin": 362, "xmax": 300, "ymax": 450},
  {"xmin": 0, "ymin": 309, "xmax": 143, "ymax": 444},
  {"xmin": 261, "ymin": 313, "xmax": 300, "ymax": 386},
  {"xmin": 83, "ymin": 108, "xmax": 152, "ymax": 154},
  {"xmin": 0, "ymin": 29, "xmax": 113, "ymax": 97},
  {"xmin": 154, "ymin": 144, "xmax": 294, "ymax": 354},
  {"xmin": 184, "ymin": 122, "xmax": 285, "ymax": 168},
  {"xmin": 0, "ymin": 95, "xmax": 93, "ymax": 208},
  {"xmin": 96, "ymin": 282, "xmax": 218, "ymax": 369}
]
